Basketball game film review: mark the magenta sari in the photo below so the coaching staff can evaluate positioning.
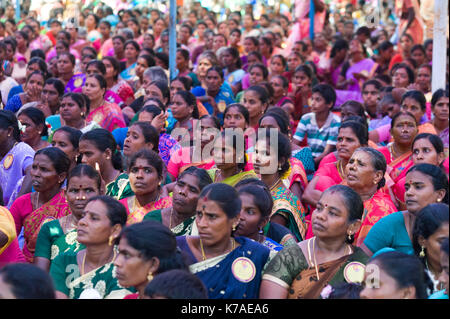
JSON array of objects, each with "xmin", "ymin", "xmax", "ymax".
[
  {"xmin": 335, "ymin": 58, "xmax": 375, "ymax": 107},
  {"xmin": 10, "ymin": 191, "xmax": 70, "ymax": 263},
  {"xmin": 86, "ymin": 102, "xmax": 126, "ymax": 132}
]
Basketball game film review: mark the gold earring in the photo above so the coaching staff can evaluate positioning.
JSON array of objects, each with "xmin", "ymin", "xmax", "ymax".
[
  {"xmin": 232, "ymin": 224, "xmax": 237, "ymax": 232},
  {"xmin": 437, "ymin": 198, "xmax": 442, "ymax": 203},
  {"xmin": 347, "ymin": 233, "xmax": 353, "ymax": 242},
  {"xmin": 419, "ymin": 246, "xmax": 426, "ymax": 258},
  {"xmin": 108, "ymin": 236, "xmax": 114, "ymax": 246},
  {"xmin": 147, "ymin": 272, "xmax": 153, "ymax": 282}
]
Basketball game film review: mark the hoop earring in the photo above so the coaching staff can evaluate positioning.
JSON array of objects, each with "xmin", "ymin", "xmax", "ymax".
[{"xmin": 147, "ymin": 272, "xmax": 153, "ymax": 282}]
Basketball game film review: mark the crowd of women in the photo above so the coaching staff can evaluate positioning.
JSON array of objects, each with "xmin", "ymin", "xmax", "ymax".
[{"xmin": 0, "ymin": 0, "xmax": 448, "ymax": 300}]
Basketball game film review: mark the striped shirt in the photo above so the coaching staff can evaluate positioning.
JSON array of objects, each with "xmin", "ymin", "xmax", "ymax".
[{"xmin": 293, "ymin": 112, "xmax": 341, "ymax": 158}]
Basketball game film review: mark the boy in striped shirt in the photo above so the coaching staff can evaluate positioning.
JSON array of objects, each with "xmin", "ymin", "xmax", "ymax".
[{"xmin": 293, "ymin": 84, "xmax": 341, "ymax": 167}]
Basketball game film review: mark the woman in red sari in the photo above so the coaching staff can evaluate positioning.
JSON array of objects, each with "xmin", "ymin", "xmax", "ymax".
[
  {"xmin": 119, "ymin": 149, "xmax": 172, "ymax": 225},
  {"xmin": 377, "ymin": 111, "xmax": 418, "ymax": 205},
  {"xmin": 345, "ymin": 148, "xmax": 397, "ymax": 247},
  {"xmin": 392, "ymin": 133, "xmax": 448, "ymax": 210},
  {"xmin": 9, "ymin": 147, "xmax": 71, "ymax": 262},
  {"xmin": 303, "ymin": 120, "xmax": 369, "ymax": 208}
]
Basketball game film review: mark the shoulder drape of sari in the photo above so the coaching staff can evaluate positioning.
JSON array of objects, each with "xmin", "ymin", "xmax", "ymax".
[
  {"xmin": 286, "ymin": 157, "xmax": 309, "ymax": 190},
  {"xmin": 86, "ymin": 102, "xmax": 126, "ymax": 132},
  {"xmin": 354, "ymin": 190, "xmax": 398, "ymax": 247},
  {"xmin": 263, "ymin": 243, "xmax": 369, "ymax": 299},
  {"xmin": 121, "ymin": 196, "xmax": 173, "ymax": 225},
  {"xmin": 22, "ymin": 190, "xmax": 70, "ymax": 262},
  {"xmin": 143, "ymin": 209, "xmax": 196, "ymax": 236},
  {"xmin": 188, "ymin": 236, "xmax": 271, "ymax": 299},
  {"xmin": 271, "ymin": 185, "xmax": 307, "ymax": 242},
  {"xmin": 105, "ymin": 173, "xmax": 134, "ymax": 200},
  {"xmin": 207, "ymin": 169, "xmax": 258, "ymax": 187},
  {"xmin": 50, "ymin": 251, "xmax": 134, "ymax": 299}
]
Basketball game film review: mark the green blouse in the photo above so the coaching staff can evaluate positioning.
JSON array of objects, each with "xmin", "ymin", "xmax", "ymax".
[
  {"xmin": 106, "ymin": 173, "xmax": 134, "ymax": 200},
  {"xmin": 35, "ymin": 219, "xmax": 84, "ymax": 261},
  {"xmin": 144, "ymin": 209, "xmax": 196, "ymax": 236},
  {"xmin": 49, "ymin": 249, "xmax": 134, "ymax": 299}
]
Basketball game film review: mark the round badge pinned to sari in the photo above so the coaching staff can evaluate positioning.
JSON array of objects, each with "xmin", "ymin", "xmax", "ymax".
[
  {"xmin": 74, "ymin": 77, "xmax": 84, "ymax": 88},
  {"xmin": 343, "ymin": 261, "xmax": 365, "ymax": 284},
  {"xmin": 231, "ymin": 257, "xmax": 256, "ymax": 283},
  {"xmin": 3, "ymin": 154, "xmax": 14, "ymax": 170},
  {"xmin": 217, "ymin": 100, "xmax": 227, "ymax": 113}
]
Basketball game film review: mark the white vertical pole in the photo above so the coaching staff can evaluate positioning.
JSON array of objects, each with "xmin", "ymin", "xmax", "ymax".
[{"xmin": 432, "ymin": 0, "xmax": 448, "ymax": 93}]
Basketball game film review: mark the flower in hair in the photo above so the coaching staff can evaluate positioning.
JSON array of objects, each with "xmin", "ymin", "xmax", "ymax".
[{"xmin": 18, "ymin": 120, "xmax": 26, "ymax": 133}]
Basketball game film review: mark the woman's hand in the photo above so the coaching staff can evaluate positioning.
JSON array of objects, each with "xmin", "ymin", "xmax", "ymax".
[
  {"xmin": 151, "ymin": 111, "xmax": 168, "ymax": 132},
  {"xmin": 25, "ymin": 86, "xmax": 42, "ymax": 103}
]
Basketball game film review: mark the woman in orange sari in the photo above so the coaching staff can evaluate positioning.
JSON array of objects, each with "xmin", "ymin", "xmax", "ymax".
[
  {"xmin": 377, "ymin": 111, "xmax": 418, "ymax": 204},
  {"xmin": 119, "ymin": 149, "xmax": 172, "ymax": 225},
  {"xmin": 9, "ymin": 147, "xmax": 71, "ymax": 262},
  {"xmin": 345, "ymin": 148, "xmax": 397, "ymax": 247}
]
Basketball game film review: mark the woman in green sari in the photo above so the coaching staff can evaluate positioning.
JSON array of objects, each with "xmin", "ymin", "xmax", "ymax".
[
  {"xmin": 50, "ymin": 195, "xmax": 134, "ymax": 299},
  {"xmin": 253, "ymin": 129, "xmax": 307, "ymax": 242},
  {"xmin": 34, "ymin": 164, "xmax": 102, "ymax": 272},
  {"xmin": 260, "ymin": 185, "xmax": 369, "ymax": 299},
  {"xmin": 208, "ymin": 130, "xmax": 257, "ymax": 186},
  {"xmin": 79, "ymin": 128, "xmax": 133, "ymax": 200},
  {"xmin": 144, "ymin": 166, "xmax": 213, "ymax": 236}
]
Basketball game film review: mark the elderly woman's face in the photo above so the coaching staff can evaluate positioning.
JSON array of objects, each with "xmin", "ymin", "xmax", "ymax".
[{"xmin": 346, "ymin": 150, "xmax": 381, "ymax": 190}]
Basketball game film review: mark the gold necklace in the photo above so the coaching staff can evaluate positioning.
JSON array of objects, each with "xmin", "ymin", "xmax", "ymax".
[
  {"xmin": 337, "ymin": 160, "xmax": 346, "ymax": 179},
  {"xmin": 199, "ymin": 238, "xmax": 235, "ymax": 261},
  {"xmin": 308, "ymin": 237, "xmax": 353, "ymax": 281},
  {"xmin": 269, "ymin": 178, "xmax": 282, "ymax": 191}
]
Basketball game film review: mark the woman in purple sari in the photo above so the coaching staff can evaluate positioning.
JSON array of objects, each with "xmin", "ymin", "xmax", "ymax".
[
  {"xmin": 335, "ymin": 38, "xmax": 375, "ymax": 108},
  {"xmin": 0, "ymin": 110, "xmax": 35, "ymax": 208}
]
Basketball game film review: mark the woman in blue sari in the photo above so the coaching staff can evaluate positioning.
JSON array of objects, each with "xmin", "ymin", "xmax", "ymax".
[
  {"xmin": 119, "ymin": 40, "xmax": 140, "ymax": 82},
  {"xmin": 177, "ymin": 183, "xmax": 272, "ymax": 299}
]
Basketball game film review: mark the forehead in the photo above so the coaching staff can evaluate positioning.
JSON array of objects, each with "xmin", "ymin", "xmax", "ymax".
[
  {"xmin": 53, "ymin": 130, "xmax": 71, "ymax": 141},
  {"xmin": 405, "ymin": 170, "xmax": 432, "ymax": 183},
  {"xmin": 85, "ymin": 200, "xmax": 107, "ymax": 215},
  {"xmin": 68, "ymin": 175, "xmax": 97, "ymax": 187},
  {"xmin": 178, "ymin": 173, "xmax": 200, "ymax": 188}
]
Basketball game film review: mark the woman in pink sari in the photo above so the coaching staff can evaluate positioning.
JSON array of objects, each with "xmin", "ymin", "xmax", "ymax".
[
  {"xmin": 284, "ymin": 0, "xmax": 326, "ymax": 54},
  {"xmin": 9, "ymin": 147, "xmax": 71, "ymax": 262},
  {"xmin": 82, "ymin": 74, "xmax": 126, "ymax": 132},
  {"xmin": 392, "ymin": 133, "xmax": 448, "ymax": 210},
  {"xmin": 377, "ymin": 112, "xmax": 418, "ymax": 207},
  {"xmin": 119, "ymin": 150, "xmax": 172, "ymax": 225}
]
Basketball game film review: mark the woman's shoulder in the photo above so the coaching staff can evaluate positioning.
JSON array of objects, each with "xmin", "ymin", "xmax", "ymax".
[{"xmin": 10, "ymin": 192, "xmax": 32, "ymax": 209}]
